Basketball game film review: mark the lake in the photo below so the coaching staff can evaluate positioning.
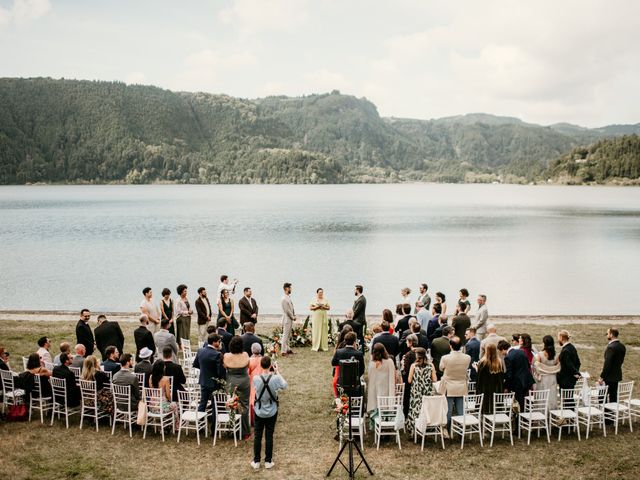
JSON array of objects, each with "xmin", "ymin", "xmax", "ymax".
[{"xmin": 0, "ymin": 184, "xmax": 639, "ymax": 315}]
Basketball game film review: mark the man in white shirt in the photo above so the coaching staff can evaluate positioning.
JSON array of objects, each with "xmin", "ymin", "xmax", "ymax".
[
  {"xmin": 37, "ymin": 336, "xmax": 53, "ymax": 366},
  {"xmin": 218, "ymin": 275, "xmax": 238, "ymax": 299},
  {"xmin": 281, "ymin": 282, "xmax": 296, "ymax": 356},
  {"xmin": 473, "ymin": 294, "xmax": 489, "ymax": 340},
  {"xmin": 140, "ymin": 287, "xmax": 160, "ymax": 333}
]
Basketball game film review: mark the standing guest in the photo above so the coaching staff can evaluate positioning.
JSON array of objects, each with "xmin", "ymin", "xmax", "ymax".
[
  {"xmin": 519, "ymin": 334, "xmax": 535, "ymax": 366},
  {"xmin": 76, "ymin": 308, "xmax": 95, "ymax": 357},
  {"xmin": 400, "ymin": 287, "xmax": 412, "ymax": 305},
  {"xmin": 53, "ymin": 342, "xmax": 70, "ymax": 366},
  {"xmin": 509, "ymin": 334, "xmax": 521, "ymax": 351},
  {"xmin": 433, "ymin": 292, "xmax": 447, "ymax": 318},
  {"xmin": 154, "ymin": 318, "xmax": 179, "ymax": 363},
  {"xmin": 134, "ymin": 347, "xmax": 154, "ymax": 389},
  {"xmin": 241, "ymin": 322, "xmax": 264, "ymax": 356},
  {"xmin": 249, "ymin": 342, "xmax": 266, "ymax": 424},
  {"xmin": 193, "ymin": 333, "xmax": 223, "ymax": 418},
  {"xmin": 217, "ymin": 288, "xmax": 238, "ymax": 336},
  {"xmin": 401, "ymin": 321, "xmax": 429, "ymax": 353},
  {"xmin": 101, "ymin": 346, "xmax": 121, "ymax": 374},
  {"xmin": 134, "ymin": 314, "xmax": 156, "ymax": 363},
  {"xmin": 71, "ymin": 344, "xmax": 86, "ymax": 368},
  {"xmin": 426, "ymin": 304, "xmax": 442, "ymax": 344},
  {"xmin": 352, "ymin": 285, "xmax": 367, "ymax": 354},
  {"xmin": 557, "ymin": 330, "xmax": 581, "ymax": 390},
  {"xmin": 406, "ymin": 347, "xmax": 436, "ymax": 436},
  {"xmin": 475, "ymin": 343, "xmax": 504, "ymax": 414},
  {"xmin": 415, "ymin": 303, "xmax": 432, "ymax": 332},
  {"xmin": 451, "ymin": 302, "xmax": 471, "ymax": 346},
  {"xmin": 174, "ymin": 284, "xmax": 193, "ymax": 347},
  {"xmin": 473, "ymin": 295, "xmax": 489, "ymax": 340},
  {"xmin": 52, "ymin": 353, "xmax": 81, "ymax": 408},
  {"xmin": 395, "ymin": 304, "xmax": 413, "ymax": 339},
  {"xmin": 415, "ymin": 283, "xmax": 431, "ymax": 314},
  {"xmin": 499, "ymin": 340, "xmax": 534, "ymax": 418},
  {"xmin": 480, "ymin": 324, "xmax": 506, "ymax": 358},
  {"xmin": 94, "ymin": 314, "xmax": 125, "ymax": 361},
  {"xmin": 371, "ymin": 321, "xmax": 400, "ymax": 361},
  {"xmin": 224, "ymin": 336, "xmax": 251, "ymax": 440},
  {"xmin": 36, "ymin": 336, "xmax": 53, "ymax": 366},
  {"xmin": 251, "ymin": 356, "xmax": 288, "ymax": 471},
  {"xmin": 281, "ymin": 283, "xmax": 296, "ymax": 356},
  {"xmin": 112, "ymin": 354, "xmax": 141, "ymax": 408},
  {"xmin": 239, "ymin": 287, "xmax": 259, "ymax": 325},
  {"xmin": 366, "ymin": 343, "xmax": 396, "ymax": 417},
  {"xmin": 598, "ymin": 327, "xmax": 626, "ymax": 403},
  {"xmin": 160, "ymin": 345, "xmax": 186, "ymax": 401},
  {"xmin": 140, "ymin": 287, "xmax": 160, "ymax": 333},
  {"xmin": 195, "ymin": 287, "xmax": 213, "ymax": 346},
  {"xmin": 381, "ymin": 308, "xmax": 394, "ymax": 337},
  {"xmin": 331, "ymin": 332, "xmax": 365, "ymax": 396},
  {"xmin": 160, "ymin": 288, "xmax": 175, "ymax": 337},
  {"xmin": 217, "ymin": 318, "xmax": 233, "ymax": 353},
  {"xmin": 310, "ymin": 288, "xmax": 331, "ymax": 352},
  {"xmin": 464, "ymin": 328, "xmax": 481, "ymax": 381},
  {"xmin": 431, "ymin": 326, "xmax": 455, "ymax": 379},
  {"xmin": 81, "ymin": 355, "xmax": 113, "ymax": 414},
  {"xmin": 534, "ymin": 335, "xmax": 560, "ymax": 409},
  {"xmin": 400, "ymin": 334, "xmax": 418, "ymax": 416},
  {"xmin": 455, "ymin": 288, "xmax": 471, "ymax": 315},
  {"xmin": 218, "ymin": 275, "xmax": 238, "ymax": 298},
  {"xmin": 440, "ymin": 336, "xmax": 470, "ymax": 431}
]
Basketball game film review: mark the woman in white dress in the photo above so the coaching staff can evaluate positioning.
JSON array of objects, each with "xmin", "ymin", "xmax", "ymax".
[{"xmin": 533, "ymin": 335, "xmax": 561, "ymax": 409}]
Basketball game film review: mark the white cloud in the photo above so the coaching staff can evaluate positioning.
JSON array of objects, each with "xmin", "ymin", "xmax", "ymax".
[
  {"xmin": 218, "ymin": 0, "xmax": 309, "ymax": 35},
  {"xmin": 0, "ymin": 0, "xmax": 51, "ymax": 27},
  {"xmin": 302, "ymin": 69, "xmax": 350, "ymax": 94},
  {"xmin": 125, "ymin": 71, "xmax": 146, "ymax": 85}
]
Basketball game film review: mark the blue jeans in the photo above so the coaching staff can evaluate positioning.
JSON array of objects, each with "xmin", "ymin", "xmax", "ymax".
[{"xmin": 446, "ymin": 396, "xmax": 464, "ymax": 430}]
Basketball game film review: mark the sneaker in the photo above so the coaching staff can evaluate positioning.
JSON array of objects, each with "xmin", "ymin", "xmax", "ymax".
[
  {"xmin": 250, "ymin": 462, "xmax": 260, "ymax": 470},
  {"xmin": 265, "ymin": 462, "xmax": 275, "ymax": 469}
]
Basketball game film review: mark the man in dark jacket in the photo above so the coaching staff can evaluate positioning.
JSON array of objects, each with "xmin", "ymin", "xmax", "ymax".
[
  {"xmin": 371, "ymin": 321, "xmax": 399, "ymax": 360},
  {"xmin": 352, "ymin": 285, "xmax": 367, "ymax": 353},
  {"xmin": 52, "ymin": 353, "xmax": 81, "ymax": 407},
  {"xmin": 599, "ymin": 327, "xmax": 626, "ymax": 402},
  {"xmin": 101, "ymin": 345, "xmax": 122, "ymax": 374},
  {"xmin": 94, "ymin": 314, "xmax": 125, "ymax": 361},
  {"xmin": 193, "ymin": 333, "xmax": 223, "ymax": 420},
  {"xmin": 134, "ymin": 314, "xmax": 156, "ymax": 362},
  {"xmin": 331, "ymin": 332, "xmax": 365, "ymax": 396},
  {"xmin": 75, "ymin": 308, "xmax": 95, "ymax": 357},
  {"xmin": 195, "ymin": 287, "xmax": 213, "ymax": 345},
  {"xmin": 499, "ymin": 340, "xmax": 534, "ymax": 417},
  {"xmin": 395, "ymin": 304, "xmax": 413, "ymax": 339},
  {"xmin": 216, "ymin": 318, "xmax": 233, "ymax": 353},
  {"xmin": 238, "ymin": 287, "xmax": 259, "ymax": 325},
  {"xmin": 557, "ymin": 330, "xmax": 581, "ymax": 390},
  {"xmin": 451, "ymin": 303, "xmax": 471, "ymax": 346},
  {"xmin": 464, "ymin": 327, "xmax": 481, "ymax": 381},
  {"xmin": 431, "ymin": 326, "xmax": 455, "ymax": 379},
  {"xmin": 240, "ymin": 322, "xmax": 263, "ymax": 356}
]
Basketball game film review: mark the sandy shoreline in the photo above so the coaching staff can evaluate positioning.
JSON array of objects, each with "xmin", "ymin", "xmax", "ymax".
[{"xmin": 1, "ymin": 310, "xmax": 638, "ymax": 325}]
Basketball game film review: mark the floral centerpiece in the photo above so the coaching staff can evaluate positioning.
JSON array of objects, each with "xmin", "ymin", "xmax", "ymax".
[{"xmin": 334, "ymin": 387, "xmax": 350, "ymax": 436}]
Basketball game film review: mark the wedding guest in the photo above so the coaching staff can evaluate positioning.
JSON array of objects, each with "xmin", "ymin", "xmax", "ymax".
[
  {"xmin": 476, "ymin": 343, "xmax": 504, "ymax": 414},
  {"xmin": 112, "ymin": 354, "xmax": 140, "ymax": 408},
  {"xmin": 440, "ymin": 336, "xmax": 470, "ymax": 431},
  {"xmin": 427, "ymin": 304, "xmax": 444, "ymax": 342},
  {"xmin": 331, "ymin": 332, "xmax": 365, "ymax": 397},
  {"xmin": 160, "ymin": 345, "xmax": 186, "ymax": 401},
  {"xmin": 534, "ymin": 335, "xmax": 560, "ymax": 409},
  {"xmin": 473, "ymin": 295, "xmax": 489, "ymax": 340},
  {"xmin": 134, "ymin": 314, "xmax": 156, "ymax": 362},
  {"xmin": 52, "ymin": 353, "xmax": 81, "ymax": 408},
  {"xmin": 218, "ymin": 288, "xmax": 238, "ymax": 336},
  {"xmin": 352, "ymin": 285, "xmax": 367, "ymax": 354},
  {"xmin": 249, "ymin": 342, "xmax": 265, "ymax": 423},
  {"xmin": 400, "ymin": 287, "xmax": 412, "ymax": 305},
  {"xmin": 36, "ymin": 336, "xmax": 52, "ymax": 366},
  {"xmin": 241, "ymin": 322, "xmax": 263, "ymax": 356},
  {"xmin": 21, "ymin": 353, "xmax": 52, "ymax": 405},
  {"xmin": 195, "ymin": 287, "xmax": 213, "ymax": 346},
  {"xmin": 149, "ymin": 358, "xmax": 176, "ymax": 414},
  {"xmin": 406, "ymin": 347, "xmax": 436, "ymax": 436},
  {"xmin": 218, "ymin": 274, "xmax": 238, "ymax": 298},
  {"xmin": 224, "ymin": 336, "xmax": 251, "ymax": 440},
  {"xmin": 499, "ymin": 340, "xmax": 534, "ymax": 419},
  {"xmin": 193, "ymin": 334, "xmax": 223, "ymax": 418},
  {"xmin": 239, "ymin": 287, "xmax": 259, "ymax": 325},
  {"xmin": 451, "ymin": 302, "xmax": 471, "ymax": 346},
  {"xmin": 599, "ymin": 327, "xmax": 626, "ymax": 403},
  {"xmin": 455, "ymin": 288, "xmax": 471, "ymax": 315},
  {"xmin": 71, "ymin": 344, "xmax": 86, "ymax": 368},
  {"xmin": 557, "ymin": 330, "xmax": 581, "ymax": 390},
  {"xmin": 140, "ymin": 287, "xmax": 160, "ymax": 333},
  {"xmin": 217, "ymin": 318, "xmax": 233, "ymax": 353},
  {"xmin": 335, "ymin": 324, "xmax": 354, "ymax": 350},
  {"xmin": 371, "ymin": 321, "xmax": 400, "ymax": 361},
  {"xmin": 433, "ymin": 292, "xmax": 447, "ymax": 317},
  {"xmin": 154, "ymin": 318, "xmax": 179, "ymax": 363},
  {"xmin": 251, "ymin": 356, "xmax": 287, "ymax": 470},
  {"xmin": 401, "ymin": 321, "xmax": 429, "ymax": 354},
  {"xmin": 310, "ymin": 288, "xmax": 331, "ymax": 352},
  {"xmin": 509, "ymin": 334, "xmax": 521, "ymax": 351},
  {"xmin": 395, "ymin": 303, "xmax": 412, "ymax": 339},
  {"xmin": 480, "ymin": 324, "xmax": 506, "ymax": 358},
  {"xmin": 134, "ymin": 347, "xmax": 154, "ymax": 389},
  {"xmin": 281, "ymin": 283, "xmax": 296, "ymax": 356},
  {"xmin": 464, "ymin": 327, "xmax": 481, "ymax": 381},
  {"xmin": 101, "ymin": 346, "xmax": 121, "ymax": 374},
  {"xmin": 175, "ymin": 284, "xmax": 193, "ymax": 346},
  {"xmin": 81, "ymin": 355, "xmax": 113, "ymax": 414},
  {"xmin": 76, "ymin": 308, "xmax": 95, "ymax": 356},
  {"xmin": 0, "ymin": 346, "xmax": 9, "ymax": 393},
  {"xmin": 366, "ymin": 343, "xmax": 396, "ymax": 417},
  {"xmin": 94, "ymin": 314, "xmax": 124, "ymax": 361},
  {"xmin": 431, "ymin": 326, "xmax": 455, "ymax": 379},
  {"xmin": 53, "ymin": 342, "xmax": 70, "ymax": 366},
  {"xmin": 400, "ymin": 334, "xmax": 418, "ymax": 416},
  {"xmin": 160, "ymin": 288, "xmax": 175, "ymax": 337},
  {"xmin": 415, "ymin": 283, "xmax": 431, "ymax": 314},
  {"xmin": 519, "ymin": 334, "xmax": 534, "ymax": 366}
]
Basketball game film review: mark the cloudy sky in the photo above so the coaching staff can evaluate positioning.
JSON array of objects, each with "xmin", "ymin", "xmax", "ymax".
[{"xmin": 1, "ymin": 0, "xmax": 639, "ymax": 127}]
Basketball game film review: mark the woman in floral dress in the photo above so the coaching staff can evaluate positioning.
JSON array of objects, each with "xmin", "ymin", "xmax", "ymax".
[{"xmin": 406, "ymin": 347, "xmax": 436, "ymax": 436}]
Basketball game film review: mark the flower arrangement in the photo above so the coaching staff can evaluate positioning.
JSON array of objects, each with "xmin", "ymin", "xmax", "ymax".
[
  {"xmin": 225, "ymin": 386, "xmax": 242, "ymax": 424},
  {"xmin": 334, "ymin": 387, "xmax": 350, "ymax": 435}
]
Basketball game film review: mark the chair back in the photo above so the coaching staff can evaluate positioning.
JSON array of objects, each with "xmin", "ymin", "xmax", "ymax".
[
  {"xmin": 377, "ymin": 395, "xmax": 400, "ymax": 421},
  {"xmin": 103, "ymin": 370, "xmax": 112, "ymax": 383},
  {"xmin": 213, "ymin": 392, "xmax": 230, "ymax": 416},
  {"xmin": 144, "ymin": 387, "xmax": 165, "ymax": 413},
  {"xmin": 111, "ymin": 384, "xmax": 132, "ymax": 413},
  {"xmin": 586, "ymin": 384, "xmax": 608, "ymax": 408},
  {"xmin": 79, "ymin": 379, "xmax": 97, "ymax": 404},
  {"xmin": 575, "ymin": 375, "xmax": 587, "ymax": 391},
  {"xmin": 348, "ymin": 396, "xmax": 364, "ymax": 418},
  {"xmin": 617, "ymin": 381, "xmax": 634, "ymax": 403},
  {"xmin": 32, "ymin": 374, "xmax": 48, "ymax": 399},
  {"xmin": 181, "ymin": 339, "xmax": 192, "ymax": 353},
  {"xmin": 467, "ymin": 381, "xmax": 476, "ymax": 394},
  {"xmin": 463, "ymin": 393, "xmax": 483, "ymax": 416},
  {"xmin": 135, "ymin": 372, "xmax": 146, "ymax": 388},
  {"xmin": 559, "ymin": 388, "xmax": 581, "ymax": 410},
  {"xmin": 50, "ymin": 376, "xmax": 69, "ymax": 406},
  {"xmin": 493, "ymin": 392, "xmax": 514, "ymax": 415},
  {"xmin": 1, "ymin": 370, "xmax": 16, "ymax": 395},
  {"xmin": 69, "ymin": 366, "xmax": 81, "ymax": 382},
  {"xmin": 525, "ymin": 389, "xmax": 549, "ymax": 414},
  {"xmin": 394, "ymin": 383, "xmax": 405, "ymax": 398},
  {"xmin": 177, "ymin": 389, "xmax": 199, "ymax": 414}
]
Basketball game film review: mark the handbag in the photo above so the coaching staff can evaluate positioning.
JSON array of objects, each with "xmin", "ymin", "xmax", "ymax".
[
  {"xmin": 136, "ymin": 400, "xmax": 147, "ymax": 425},
  {"xmin": 7, "ymin": 403, "xmax": 28, "ymax": 422}
]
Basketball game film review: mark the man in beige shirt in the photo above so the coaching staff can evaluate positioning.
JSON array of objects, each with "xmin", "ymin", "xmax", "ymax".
[
  {"xmin": 439, "ymin": 336, "xmax": 471, "ymax": 431},
  {"xmin": 479, "ymin": 324, "xmax": 506, "ymax": 358}
]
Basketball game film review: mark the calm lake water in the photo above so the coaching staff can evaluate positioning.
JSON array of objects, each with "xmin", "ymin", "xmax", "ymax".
[{"xmin": 1, "ymin": 184, "xmax": 639, "ymax": 315}]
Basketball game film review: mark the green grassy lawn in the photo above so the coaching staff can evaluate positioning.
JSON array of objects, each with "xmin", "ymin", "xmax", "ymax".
[{"xmin": 1, "ymin": 320, "xmax": 639, "ymax": 480}]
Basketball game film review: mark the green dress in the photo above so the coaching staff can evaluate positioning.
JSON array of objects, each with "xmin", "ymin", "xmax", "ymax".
[
  {"xmin": 310, "ymin": 298, "xmax": 330, "ymax": 352},
  {"xmin": 406, "ymin": 363, "xmax": 434, "ymax": 436},
  {"xmin": 218, "ymin": 298, "xmax": 238, "ymax": 336}
]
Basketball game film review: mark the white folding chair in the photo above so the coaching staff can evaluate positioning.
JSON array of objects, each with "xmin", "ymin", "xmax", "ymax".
[
  {"xmin": 550, "ymin": 388, "xmax": 581, "ymax": 441},
  {"xmin": 519, "ymin": 389, "xmax": 550, "ymax": 444},
  {"xmin": 467, "ymin": 381, "xmax": 476, "ymax": 395},
  {"xmin": 578, "ymin": 384, "xmax": 607, "ymax": 439},
  {"xmin": 0, "ymin": 370, "xmax": 25, "ymax": 412},
  {"xmin": 103, "ymin": 370, "xmax": 112, "ymax": 386},
  {"xmin": 414, "ymin": 395, "xmax": 447, "ymax": 450},
  {"xmin": 79, "ymin": 379, "xmax": 111, "ymax": 431},
  {"xmin": 483, "ymin": 392, "xmax": 514, "ymax": 447},
  {"xmin": 50, "ymin": 376, "xmax": 80, "ymax": 428},
  {"xmin": 394, "ymin": 383, "xmax": 405, "ymax": 398},
  {"xmin": 177, "ymin": 390, "xmax": 208, "ymax": 445},
  {"xmin": 28, "ymin": 374, "xmax": 52, "ymax": 423},
  {"xmin": 338, "ymin": 396, "xmax": 365, "ymax": 451},
  {"xmin": 451, "ymin": 393, "xmax": 484, "ymax": 449},
  {"xmin": 135, "ymin": 372, "xmax": 146, "ymax": 389},
  {"xmin": 143, "ymin": 387, "xmax": 174, "ymax": 441},
  {"xmin": 212, "ymin": 392, "xmax": 241, "ymax": 447},
  {"xmin": 374, "ymin": 395, "xmax": 402, "ymax": 450},
  {"xmin": 604, "ymin": 381, "xmax": 634, "ymax": 435},
  {"xmin": 181, "ymin": 339, "xmax": 192, "ymax": 357},
  {"xmin": 69, "ymin": 366, "xmax": 81, "ymax": 385},
  {"xmin": 111, "ymin": 384, "xmax": 136, "ymax": 437}
]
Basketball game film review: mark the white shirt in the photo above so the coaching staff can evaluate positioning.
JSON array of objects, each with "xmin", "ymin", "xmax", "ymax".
[
  {"xmin": 140, "ymin": 298, "xmax": 160, "ymax": 320},
  {"xmin": 37, "ymin": 347, "xmax": 52, "ymax": 366},
  {"xmin": 202, "ymin": 296, "xmax": 211, "ymax": 317},
  {"xmin": 218, "ymin": 282, "xmax": 236, "ymax": 298}
]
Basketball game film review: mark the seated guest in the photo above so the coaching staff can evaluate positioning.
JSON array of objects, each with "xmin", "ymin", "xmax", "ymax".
[
  {"xmin": 401, "ymin": 321, "xmax": 429, "ymax": 354},
  {"xmin": 217, "ymin": 318, "xmax": 233, "ymax": 353},
  {"xmin": 440, "ymin": 336, "xmax": 470, "ymax": 431},
  {"xmin": 431, "ymin": 326, "xmax": 455, "ymax": 379},
  {"xmin": 36, "ymin": 336, "xmax": 53, "ymax": 366},
  {"xmin": 159, "ymin": 345, "xmax": 186, "ymax": 401},
  {"xmin": 331, "ymin": 332, "xmax": 365, "ymax": 397},
  {"xmin": 134, "ymin": 314, "xmax": 156, "ymax": 362},
  {"xmin": 20, "ymin": 352, "xmax": 52, "ymax": 404},
  {"xmin": 71, "ymin": 344, "xmax": 86, "ymax": 368},
  {"xmin": 0, "ymin": 346, "xmax": 10, "ymax": 392},
  {"xmin": 451, "ymin": 303, "xmax": 471, "ymax": 346},
  {"xmin": 101, "ymin": 346, "xmax": 121, "ymax": 375},
  {"xmin": 134, "ymin": 347, "xmax": 154, "ymax": 389},
  {"xmin": 370, "ymin": 323, "xmax": 383, "ymax": 341},
  {"xmin": 202, "ymin": 324, "xmax": 217, "ymax": 348},
  {"xmin": 479, "ymin": 324, "xmax": 506, "ymax": 358},
  {"xmin": 193, "ymin": 333, "xmax": 223, "ymax": 417},
  {"xmin": 81, "ymin": 355, "xmax": 114, "ymax": 414},
  {"xmin": 338, "ymin": 309, "xmax": 356, "ymax": 334},
  {"xmin": 371, "ymin": 321, "xmax": 400, "ymax": 362},
  {"xmin": 52, "ymin": 353, "xmax": 81, "ymax": 407},
  {"xmin": 241, "ymin": 322, "xmax": 263, "ymax": 356},
  {"xmin": 150, "ymin": 354, "xmax": 177, "ymax": 414},
  {"xmin": 154, "ymin": 318, "xmax": 179, "ymax": 363},
  {"xmin": 406, "ymin": 347, "xmax": 436, "ymax": 436},
  {"xmin": 112, "ymin": 353, "xmax": 141, "ymax": 408},
  {"xmin": 476, "ymin": 343, "xmax": 504, "ymax": 414},
  {"xmin": 94, "ymin": 314, "xmax": 125, "ymax": 361},
  {"xmin": 366, "ymin": 343, "xmax": 396, "ymax": 417},
  {"xmin": 334, "ymin": 324, "xmax": 354, "ymax": 351},
  {"xmin": 498, "ymin": 340, "xmax": 534, "ymax": 424},
  {"xmin": 464, "ymin": 327, "xmax": 481, "ymax": 381},
  {"xmin": 53, "ymin": 342, "xmax": 70, "ymax": 366}
]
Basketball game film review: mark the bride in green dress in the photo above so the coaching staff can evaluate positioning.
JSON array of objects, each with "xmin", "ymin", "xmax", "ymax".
[{"xmin": 310, "ymin": 288, "xmax": 330, "ymax": 352}]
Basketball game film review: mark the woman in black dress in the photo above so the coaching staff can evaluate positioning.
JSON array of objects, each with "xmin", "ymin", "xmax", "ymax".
[
  {"xmin": 160, "ymin": 288, "xmax": 175, "ymax": 337},
  {"xmin": 476, "ymin": 343, "xmax": 505, "ymax": 414}
]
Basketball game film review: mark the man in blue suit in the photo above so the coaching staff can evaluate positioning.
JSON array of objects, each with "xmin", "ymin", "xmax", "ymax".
[
  {"xmin": 193, "ymin": 333, "xmax": 223, "ymax": 421},
  {"xmin": 464, "ymin": 327, "xmax": 481, "ymax": 381}
]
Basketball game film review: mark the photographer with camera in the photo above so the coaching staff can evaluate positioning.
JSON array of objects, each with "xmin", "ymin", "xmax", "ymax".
[{"xmin": 251, "ymin": 356, "xmax": 288, "ymax": 471}]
